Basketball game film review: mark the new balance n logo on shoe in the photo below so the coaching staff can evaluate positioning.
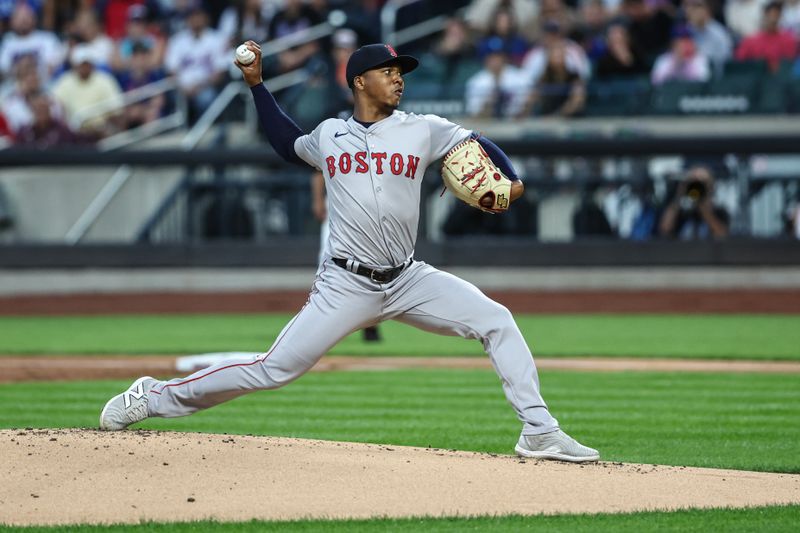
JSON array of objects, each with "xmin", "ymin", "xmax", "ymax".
[{"xmin": 123, "ymin": 382, "xmax": 147, "ymax": 408}]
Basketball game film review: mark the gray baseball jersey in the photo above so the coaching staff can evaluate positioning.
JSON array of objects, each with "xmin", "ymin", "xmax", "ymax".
[
  {"xmin": 147, "ymin": 110, "xmax": 559, "ymax": 437},
  {"xmin": 295, "ymin": 111, "xmax": 469, "ymax": 267}
]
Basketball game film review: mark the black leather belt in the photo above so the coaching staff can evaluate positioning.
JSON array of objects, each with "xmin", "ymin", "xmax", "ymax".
[{"xmin": 332, "ymin": 257, "xmax": 411, "ymax": 283}]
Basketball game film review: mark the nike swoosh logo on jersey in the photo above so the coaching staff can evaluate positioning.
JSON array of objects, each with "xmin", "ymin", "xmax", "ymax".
[{"xmin": 334, "ymin": 131, "xmax": 348, "ymax": 138}]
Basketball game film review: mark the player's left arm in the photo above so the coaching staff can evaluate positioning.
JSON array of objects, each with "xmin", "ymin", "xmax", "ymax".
[{"xmin": 472, "ymin": 133, "xmax": 524, "ymax": 203}]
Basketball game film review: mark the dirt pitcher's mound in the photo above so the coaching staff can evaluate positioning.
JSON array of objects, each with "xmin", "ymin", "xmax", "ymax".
[{"xmin": 2, "ymin": 430, "xmax": 799, "ymax": 526}]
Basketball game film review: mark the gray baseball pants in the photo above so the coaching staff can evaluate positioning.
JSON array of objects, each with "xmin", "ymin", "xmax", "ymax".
[{"xmin": 147, "ymin": 259, "xmax": 559, "ymax": 435}]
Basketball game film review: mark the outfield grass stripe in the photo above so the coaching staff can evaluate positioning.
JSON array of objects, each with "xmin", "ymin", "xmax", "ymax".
[{"xmin": 1, "ymin": 314, "xmax": 799, "ymax": 360}]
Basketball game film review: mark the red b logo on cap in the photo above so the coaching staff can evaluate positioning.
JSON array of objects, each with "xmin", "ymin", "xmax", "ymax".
[{"xmin": 385, "ymin": 44, "xmax": 397, "ymax": 57}]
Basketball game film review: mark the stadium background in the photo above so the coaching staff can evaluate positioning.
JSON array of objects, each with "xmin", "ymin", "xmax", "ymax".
[{"xmin": 0, "ymin": 0, "xmax": 799, "ymax": 530}]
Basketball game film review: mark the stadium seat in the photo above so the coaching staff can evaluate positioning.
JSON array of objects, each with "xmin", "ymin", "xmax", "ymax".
[
  {"xmin": 722, "ymin": 59, "xmax": 769, "ymax": 78},
  {"xmin": 401, "ymin": 80, "xmax": 444, "ymax": 100},
  {"xmin": 774, "ymin": 59, "xmax": 795, "ymax": 82},
  {"xmin": 442, "ymin": 59, "xmax": 482, "ymax": 100},
  {"xmin": 706, "ymin": 74, "xmax": 760, "ymax": 113},
  {"xmin": 649, "ymin": 81, "xmax": 707, "ymax": 115},
  {"xmin": 285, "ymin": 83, "xmax": 331, "ymax": 130},
  {"xmin": 753, "ymin": 78, "xmax": 787, "ymax": 114},
  {"xmin": 708, "ymin": 74, "xmax": 759, "ymax": 98},
  {"xmin": 788, "ymin": 81, "xmax": 800, "ymax": 113},
  {"xmin": 407, "ymin": 52, "xmax": 446, "ymax": 84},
  {"xmin": 585, "ymin": 77, "xmax": 650, "ymax": 117}
]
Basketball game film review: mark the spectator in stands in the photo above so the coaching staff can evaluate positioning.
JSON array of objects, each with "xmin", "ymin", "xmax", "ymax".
[
  {"xmin": 308, "ymin": 0, "xmax": 329, "ymax": 20},
  {"xmin": 519, "ymin": 20, "xmax": 590, "ymax": 86},
  {"xmin": 520, "ymin": 39, "xmax": 587, "ymax": 117},
  {"xmin": 164, "ymin": 4, "xmax": 228, "ymax": 123},
  {"xmin": 96, "ymin": 0, "xmax": 162, "ymax": 40},
  {"xmin": 443, "ymin": 191, "xmax": 538, "ymax": 237},
  {"xmin": 658, "ymin": 165, "xmax": 729, "ymax": 239},
  {"xmin": 0, "ymin": 110, "xmax": 13, "ymax": 146},
  {"xmin": 465, "ymin": 36, "xmax": 530, "ymax": 118},
  {"xmin": 789, "ymin": 202, "xmax": 800, "ymax": 238},
  {"xmin": 538, "ymin": 0, "xmax": 580, "ymax": 40},
  {"xmin": 0, "ymin": 3, "xmax": 63, "ymax": 84},
  {"xmin": 1, "ymin": 54, "xmax": 65, "ymax": 136},
  {"xmin": 66, "ymin": 9, "xmax": 115, "ymax": 70},
  {"xmin": 725, "ymin": 0, "xmax": 768, "ymax": 40},
  {"xmin": 111, "ymin": 5, "xmax": 166, "ymax": 73},
  {"xmin": 158, "ymin": 0, "xmax": 211, "ymax": 36},
  {"xmin": 651, "ymin": 25, "xmax": 711, "ymax": 85},
  {"xmin": 0, "ymin": 55, "xmax": 42, "ymax": 134},
  {"xmin": 51, "ymin": 44, "xmax": 124, "ymax": 135},
  {"xmin": 684, "ymin": 0, "xmax": 732, "ymax": 74},
  {"xmin": 619, "ymin": 0, "xmax": 675, "ymax": 60},
  {"xmin": 115, "ymin": 41, "xmax": 165, "ymax": 128},
  {"xmin": 735, "ymin": 1, "xmax": 799, "ymax": 72},
  {"xmin": 594, "ymin": 20, "xmax": 649, "ymax": 77},
  {"xmin": 218, "ymin": 0, "xmax": 271, "ymax": 46},
  {"xmin": 465, "ymin": 0, "xmax": 539, "ymax": 42},
  {"xmin": 16, "ymin": 90, "xmax": 94, "ymax": 148},
  {"xmin": 782, "ymin": 0, "xmax": 800, "ymax": 36},
  {"xmin": 40, "ymin": 0, "xmax": 87, "ymax": 34},
  {"xmin": 476, "ymin": 6, "xmax": 529, "ymax": 66},
  {"xmin": 268, "ymin": 0, "xmax": 323, "ymax": 74},
  {"xmin": 572, "ymin": 0, "xmax": 610, "ymax": 60},
  {"xmin": 0, "ymin": 0, "xmax": 44, "ymax": 33},
  {"xmin": 573, "ymin": 188, "xmax": 614, "ymax": 237},
  {"xmin": 330, "ymin": 28, "xmax": 357, "ymax": 97},
  {"xmin": 435, "ymin": 17, "xmax": 476, "ymax": 81},
  {"xmin": 343, "ymin": 0, "xmax": 383, "ymax": 43}
]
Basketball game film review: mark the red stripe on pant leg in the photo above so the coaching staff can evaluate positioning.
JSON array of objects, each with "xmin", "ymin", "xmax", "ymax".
[{"xmin": 152, "ymin": 300, "xmax": 313, "ymax": 394}]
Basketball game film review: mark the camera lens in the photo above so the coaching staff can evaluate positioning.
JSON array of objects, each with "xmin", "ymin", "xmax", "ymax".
[{"xmin": 685, "ymin": 180, "xmax": 706, "ymax": 202}]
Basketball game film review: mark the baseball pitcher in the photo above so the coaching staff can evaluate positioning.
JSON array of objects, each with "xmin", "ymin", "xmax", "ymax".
[{"xmin": 100, "ymin": 41, "xmax": 599, "ymax": 462}]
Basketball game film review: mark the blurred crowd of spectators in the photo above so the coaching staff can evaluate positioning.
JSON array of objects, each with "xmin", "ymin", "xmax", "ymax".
[
  {"xmin": 1, "ymin": 0, "xmax": 800, "ymax": 149},
  {"xmin": 0, "ymin": 0, "xmax": 354, "ymax": 148},
  {"xmin": 460, "ymin": 0, "xmax": 800, "ymax": 118}
]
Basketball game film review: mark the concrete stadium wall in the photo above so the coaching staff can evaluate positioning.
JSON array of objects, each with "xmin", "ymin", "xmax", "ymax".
[{"xmin": 0, "ymin": 167, "xmax": 182, "ymax": 242}]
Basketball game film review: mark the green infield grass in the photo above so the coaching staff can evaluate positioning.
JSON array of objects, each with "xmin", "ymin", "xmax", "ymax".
[
  {"xmin": 0, "ymin": 314, "xmax": 798, "ymax": 359},
  {"xmin": 1, "ymin": 505, "xmax": 799, "ymax": 532},
  {"xmin": 1, "ymin": 369, "xmax": 798, "ymax": 473}
]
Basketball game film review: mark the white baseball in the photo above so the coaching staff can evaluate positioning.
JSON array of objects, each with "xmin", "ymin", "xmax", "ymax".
[{"xmin": 236, "ymin": 44, "xmax": 256, "ymax": 65}]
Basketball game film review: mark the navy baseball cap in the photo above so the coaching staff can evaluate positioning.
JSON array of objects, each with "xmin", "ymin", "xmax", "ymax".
[{"xmin": 346, "ymin": 44, "xmax": 419, "ymax": 88}]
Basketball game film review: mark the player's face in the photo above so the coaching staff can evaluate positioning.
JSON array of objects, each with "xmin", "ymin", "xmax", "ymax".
[{"xmin": 360, "ymin": 64, "xmax": 404, "ymax": 110}]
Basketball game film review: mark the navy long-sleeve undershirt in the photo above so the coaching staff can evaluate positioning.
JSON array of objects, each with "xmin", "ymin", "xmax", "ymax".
[
  {"xmin": 472, "ymin": 133, "xmax": 519, "ymax": 182},
  {"xmin": 250, "ymin": 82, "xmax": 520, "ymax": 180},
  {"xmin": 250, "ymin": 83, "xmax": 304, "ymax": 165}
]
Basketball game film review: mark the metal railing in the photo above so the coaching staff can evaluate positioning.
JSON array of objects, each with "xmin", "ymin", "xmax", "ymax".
[
  {"xmin": 98, "ymin": 112, "xmax": 185, "ymax": 152},
  {"xmin": 61, "ymin": 75, "xmax": 187, "ymax": 242},
  {"xmin": 381, "ymin": 0, "xmax": 424, "ymax": 45},
  {"xmin": 260, "ymin": 21, "xmax": 337, "ymax": 57},
  {"xmin": 69, "ymin": 77, "xmax": 178, "ymax": 131},
  {"xmin": 64, "ymin": 165, "xmax": 133, "ymax": 244},
  {"xmin": 51, "ymin": 7, "xmax": 347, "ymax": 245},
  {"xmin": 182, "ymin": 69, "xmax": 311, "ymax": 150}
]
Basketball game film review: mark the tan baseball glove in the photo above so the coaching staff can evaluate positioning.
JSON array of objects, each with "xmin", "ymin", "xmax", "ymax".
[{"xmin": 441, "ymin": 138, "xmax": 513, "ymax": 213}]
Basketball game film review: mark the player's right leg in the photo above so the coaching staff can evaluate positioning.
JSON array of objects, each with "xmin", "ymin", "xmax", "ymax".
[
  {"xmin": 384, "ymin": 261, "xmax": 599, "ymax": 462},
  {"xmin": 100, "ymin": 262, "xmax": 381, "ymax": 429}
]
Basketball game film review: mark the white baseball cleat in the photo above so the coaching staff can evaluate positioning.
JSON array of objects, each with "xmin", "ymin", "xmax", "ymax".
[
  {"xmin": 99, "ymin": 376, "xmax": 158, "ymax": 431},
  {"xmin": 515, "ymin": 429, "xmax": 600, "ymax": 462}
]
